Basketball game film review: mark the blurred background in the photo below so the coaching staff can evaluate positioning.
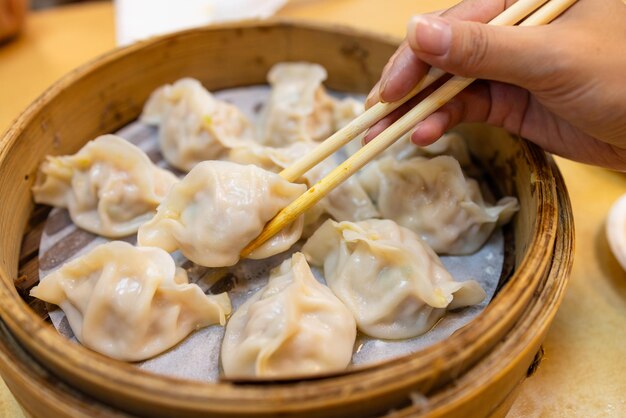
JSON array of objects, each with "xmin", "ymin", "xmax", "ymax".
[
  {"xmin": 32, "ymin": 0, "xmax": 90, "ymax": 8},
  {"xmin": 0, "ymin": 0, "xmax": 461, "ymax": 131}
]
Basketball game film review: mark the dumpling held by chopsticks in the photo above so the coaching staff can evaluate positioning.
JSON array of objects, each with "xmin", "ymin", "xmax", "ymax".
[{"xmin": 138, "ymin": 160, "xmax": 306, "ymax": 267}]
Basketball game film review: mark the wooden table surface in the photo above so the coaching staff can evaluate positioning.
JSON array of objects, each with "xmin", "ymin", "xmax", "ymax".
[{"xmin": 1, "ymin": 1, "xmax": 624, "ymax": 417}]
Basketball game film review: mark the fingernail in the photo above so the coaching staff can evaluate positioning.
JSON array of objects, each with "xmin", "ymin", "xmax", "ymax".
[
  {"xmin": 410, "ymin": 124, "xmax": 427, "ymax": 145},
  {"xmin": 379, "ymin": 68, "xmax": 395, "ymax": 102},
  {"xmin": 410, "ymin": 125, "xmax": 421, "ymax": 144},
  {"xmin": 365, "ymin": 91, "xmax": 374, "ymax": 108},
  {"xmin": 361, "ymin": 130, "xmax": 370, "ymax": 146},
  {"xmin": 407, "ymin": 15, "xmax": 452, "ymax": 56},
  {"xmin": 365, "ymin": 80, "xmax": 380, "ymax": 108},
  {"xmin": 378, "ymin": 78, "xmax": 389, "ymax": 103}
]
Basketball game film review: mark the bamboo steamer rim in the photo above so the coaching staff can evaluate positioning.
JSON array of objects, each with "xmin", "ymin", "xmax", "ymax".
[
  {"xmin": 0, "ymin": 19, "xmax": 560, "ymax": 415},
  {"xmin": 0, "ymin": 322, "xmax": 131, "ymax": 418}
]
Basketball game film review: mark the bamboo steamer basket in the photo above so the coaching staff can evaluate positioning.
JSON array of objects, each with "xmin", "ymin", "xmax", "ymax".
[
  {"xmin": 0, "ymin": 161, "xmax": 572, "ymax": 418},
  {"xmin": 0, "ymin": 159, "xmax": 572, "ymax": 418},
  {"xmin": 0, "ymin": 20, "xmax": 572, "ymax": 417}
]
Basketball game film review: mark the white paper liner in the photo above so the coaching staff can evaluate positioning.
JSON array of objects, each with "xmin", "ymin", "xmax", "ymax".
[{"xmin": 38, "ymin": 86, "xmax": 504, "ymax": 382}]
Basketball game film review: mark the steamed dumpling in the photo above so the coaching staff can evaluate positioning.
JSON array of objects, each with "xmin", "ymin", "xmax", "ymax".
[
  {"xmin": 137, "ymin": 160, "xmax": 306, "ymax": 267},
  {"xmin": 227, "ymin": 141, "xmax": 310, "ymax": 173},
  {"xmin": 221, "ymin": 252, "xmax": 356, "ymax": 378},
  {"xmin": 383, "ymin": 131, "xmax": 472, "ymax": 166},
  {"xmin": 141, "ymin": 78, "xmax": 254, "ymax": 171},
  {"xmin": 258, "ymin": 63, "xmax": 335, "ymax": 146},
  {"xmin": 30, "ymin": 241, "xmax": 231, "ymax": 361},
  {"xmin": 228, "ymin": 141, "xmax": 379, "ymax": 231},
  {"xmin": 344, "ymin": 131, "xmax": 471, "ymax": 166},
  {"xmin": 32, "ymin": 135, "xmax": 178, "ymax": 238},
  {"xmin": 359, "ymin": 155, "xmax": 519, "ymax": 254},
  {"xmin": 332, "ymin": 96, "xmax": 364, "ymax": 130},
  {"xmin": 302, "ymin": 219, "xmax": 486, "ymax": 339},
  {"xmin": 258, "ymin": 62, "xmax": 362, "ymax": 146}
]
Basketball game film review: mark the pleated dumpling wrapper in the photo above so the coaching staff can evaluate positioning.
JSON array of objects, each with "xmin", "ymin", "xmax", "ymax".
[
  {"xmin": 30, "ymin": 241, "xmax": 231, "ymax": 361},
  {"xmin": 258, "ymin": 62, "xmax": 334, "ymax": 146},
  {"xmin": 138, "ymin": 160, "xmax": 307, "ymax": 267},
  {"xmin": 381, "ymin": 131, "xmax": 472, "ymax": 166},
  {"xmin": 221, "ymin": 252, "xmax": 356, "ymax": 379},
  {"xmin": 359, "ymin": 155, "xmax": 519, "ymax": 255},
  {"xmin": 258, "ymin": 62, "xmax": 362, "ymax": 146},
  {"xmin": 141, "ymin": 78, "xmax": 254, "ymax": 172},
  {"xmin": 302, "ymin": 219, "xmax": 486, "ymax": 339},
  {"xmin": 228, "ymin": 141, "xmax": 379, "ymax": 231},
  {"xmin": 31, "ymin": 135, "xmax": 178, "ymax": 238}
]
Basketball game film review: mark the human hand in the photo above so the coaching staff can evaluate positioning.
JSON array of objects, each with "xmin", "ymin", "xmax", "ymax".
[
  {"xmin": 0, "ymin": 0, "xmax": 26, "ymax": 42},
  {"xmin": 364, "ymin": 0, "xmax": 626, "ymax": 170}
]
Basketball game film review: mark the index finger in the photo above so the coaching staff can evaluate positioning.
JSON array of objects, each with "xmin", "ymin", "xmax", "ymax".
[{"xmin": 366, "ymin": 0, "xmax": 515, "ymax": 106}]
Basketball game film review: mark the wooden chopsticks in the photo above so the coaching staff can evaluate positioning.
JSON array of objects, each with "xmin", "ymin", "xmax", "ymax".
[
  {"xmin": 241, "ymin": 0, "xmax": 577, "ymax": 257},
  {"xmin": 278, "ymin": 0, "xmax": 552, "ymax": 183}
]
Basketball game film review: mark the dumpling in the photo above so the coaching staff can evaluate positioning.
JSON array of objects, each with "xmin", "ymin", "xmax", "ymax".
[
  {"xmin": 258, "ymin": 62, "xmax": 336, "ymax": 146},
  {"xmin": 359, "ymin": 155, "xmax": 519, "ymax": 254},
  {"xmin": 221, "ymin": 252, "xmax": 356, "ymax": 378},
  {"xmin": 137, "ymin": 160, "xmax": 306, "ymax": 267},
  {"xmin": 228, "ymin": 141, "xmax": 379, "ymax": 231},
  {"xmin": 141, "ymin": 78, "xmax": 254, "ymax": 172},
  {"xmin": 227, "ymin": 140, "xmax": 312, "ymax": 173},
  {"xmin": 32, "ymin": 135, "xmax": 178, "ymax": 238},
  {"xmin": 30, "ymin": 241, "xmax": 231, "ymax": 361},
  {"xmin": 383, "ymin": 131, "xmax": 472, "ymax": 166},
  {"xmin": 302, "ymin": 219, "xmax": 486, "ymax": 339},
  {"xmin": 344, "ymin": 131, "xmax": 471, "ymax": 166},
  {"xmin": 332, "ymin": 96, "xmax": 364, "ymax": 130},
  {"xmin": 258, "ymin": 62, "xmax": 361, "ymax": 146}
]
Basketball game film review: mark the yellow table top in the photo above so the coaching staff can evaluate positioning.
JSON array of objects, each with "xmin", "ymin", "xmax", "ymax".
[{"xmin": 0, "ymin": 2, "xmax": 624, "ymax": 417}]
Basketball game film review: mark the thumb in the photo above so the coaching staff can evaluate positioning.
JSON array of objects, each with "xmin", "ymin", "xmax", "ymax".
[{"xmin": 406, "ymin": 14, "xmax": 552, "ymax": 88}]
